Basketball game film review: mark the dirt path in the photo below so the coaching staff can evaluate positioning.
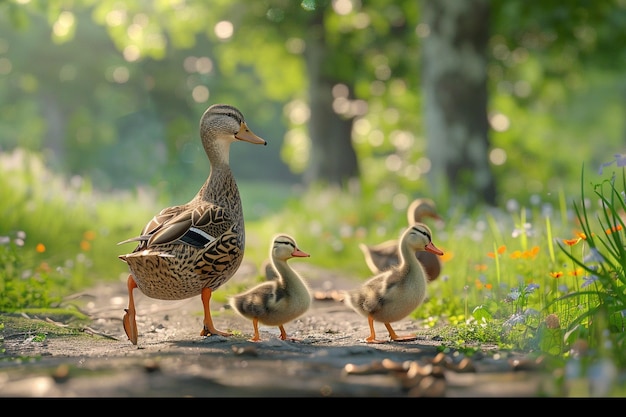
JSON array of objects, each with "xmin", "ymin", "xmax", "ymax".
[{"xmin": 0, "ymin": 262, "xmax": 550, "ymax": 397}]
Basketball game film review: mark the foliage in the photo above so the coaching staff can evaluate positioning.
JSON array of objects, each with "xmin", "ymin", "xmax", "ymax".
[
  {"xmin": 549, "ymin": 160, "xmax": 626, "ymax": 368},
  {"xmin": 1, "ymin": 1, "xmax": 624, "ymax": 210}
]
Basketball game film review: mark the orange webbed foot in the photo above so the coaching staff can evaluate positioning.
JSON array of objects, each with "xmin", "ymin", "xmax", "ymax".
[
  {"xmin": 391, "ymin": 335, "xmax": 418, "ymax": 342},
  {"xmin": 123, "ymin": 275, "xmax": 138, "ymax": 345},
  {"xmin": 365, "ymin": 338, "xmax": 388, "ymax": 344},
  {"xmin": 123, "ymin": 308, "xmax": 138, "ymax": 345},
  {"xmin": 200, "ymin": 325, "xmax": 232, "ymax": 337}
]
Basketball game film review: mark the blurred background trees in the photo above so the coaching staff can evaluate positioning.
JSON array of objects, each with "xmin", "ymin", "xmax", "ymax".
[{"xmin": 1, "ymin": 0, "xmax": 625, "ymax": 212}]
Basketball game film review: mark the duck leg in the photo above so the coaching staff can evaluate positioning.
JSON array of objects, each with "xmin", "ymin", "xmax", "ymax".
[
  {"xmin": 365, "ymin": 316, "xmax": 387, "ymax": 344},
  {"xmin": 385, "ymin": 322, "xmax": 417, "ymax": 342},
  {"xmin": 122, "ymin": 275, "xmax": 138, "ymax": 345},
  {"xmin": 200, "ymin": 287, "xmax": 232, "ymax": 337}
]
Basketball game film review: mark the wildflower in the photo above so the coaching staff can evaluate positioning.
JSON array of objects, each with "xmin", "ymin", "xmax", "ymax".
[
  {"xmin": 563, "ymin": 238, "xmax": 581, "ymax": 246},
  {"xmin": 0, "ymin": 236, "xmax": 10, "ymax": 245},
  {"xmin": 506, "ymin": 288, "xmax": 521, "ymax": 301},
  {"xmin": 474, "ymin": 264, "xmax": 488, "ymax": 271},
  {"xmin": 550, "ymin": 271, "xmax": 563, "ymax": 279},
  {"xmin": 598, "ymin": 153, "xmax": 626, "ymax": 175},
  {"xmin": 487, "ymin": 245, "xmax": 506, "ymax": 258},
  {"xmin": 569, "ymin": 268, "xmax": 584, "ymax": 277},
  {"xmin": 511, "ymin": 246, "xmax": 540, "ymax": 259},
  {"xmin": 80, "ymin": 240, "xmax": 91, "ymax": 251},
  {"xmin": 505, "ymin": 199, "xmax": 520, "ymax": 213},
  {"xmin": 583, "ymin": 247, "xmax": 604, "ymax": 263},
  {"xmin": 440, "ymin": 251, "xmax": 454, "ymax": 262},
  {"xmin": 582, "ymin": 275, "xmax": 599, "ymax": 288},
  {"xmin": 605, "ymin": 224, "xmax": 623, "ymax": 234},
  {"xmin": 525, "ymin": 283, "xmax": 540, "ymax": 294},
  {"xmin": 83, "ymin": 230, "xmax": 97, "ymax": 240},
  {"xmin": 503, "ymin": 313, "xmax": 526, "ymax": 329},
  {"xmin": 36, "ymin": 243, "xmax": 46, "ymax": 253},
  {"xmin": 512, "ymin": 223, "xmax": 533, "ymax": 238}
]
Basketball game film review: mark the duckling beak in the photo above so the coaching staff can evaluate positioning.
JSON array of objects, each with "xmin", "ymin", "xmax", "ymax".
[
  {"xmin": 236, "ymin": 122, "xmax": 267, "ymax": 145},
  {"xmin": 425, "ymin": 241, "xmax": 444, "ymax": 256},
  {"xmin": 291, "ymin": 248, "xmax": 310, "ymax": 258}
]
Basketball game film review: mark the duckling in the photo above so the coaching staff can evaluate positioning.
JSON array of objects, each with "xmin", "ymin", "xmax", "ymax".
[
  {"xmin": 345, "ymin": 223, "xmax": 444, "ymax": 344},
  {"xmin": 118, "ymin": 104, "xmax": 267, "ymax": 345},
  {"xmin": 229, "ymin": 234, "xmax": 312, "ymax": 342},
  {"xmin": 359, "ymin": 198, "xmax": 443, "ymax": 281}
]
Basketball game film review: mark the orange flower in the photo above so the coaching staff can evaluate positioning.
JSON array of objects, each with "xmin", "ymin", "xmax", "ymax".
[
  {"xmin": 83, "ymin": 230, "xmax": 97, "ymax": 240},
  {"xmin": 474, "ymin": 264, "xmax": 488, "ymax": 271},
  {"xmin": 80, "ymin": 240, "xmax": 92, "ymax": 251},
  {"xmin": 440, "ymin": 251, "xmax": 454, "ymax": 262},
  {"xmin": 487, "ymin": 245, "xmax": 506, "ymax": 258},
  {"xmin": 606, "ymin": 224, "xmax": 623, "ymax": 234},
  {"xmin": 550, "ymin": 271, "xmax": 563, "ymax": 278},
  {"xmin": 511, "ymin": 246, "xmax": 540, "ymax": 260},
  {"xmin": 569, "ymin": 268, "xmax": 584, "ymax": 277},
  {"xmin": 563, "ymin": 238, "xmax": 581, "ymax": 246},
  {"xmin": 36, "ymin": 243, "xmax": 46, "ymax": 253},
  {"xmin": 576, "ymin": 232, "xmax": 588, "ymax": 240}
]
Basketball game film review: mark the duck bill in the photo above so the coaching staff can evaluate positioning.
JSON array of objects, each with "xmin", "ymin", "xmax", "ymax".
[
  {"xmin": 236, "ymin": 122, "xmax": 267, "ymax": 145},
  {"xmin": 292, "ymin": 249, "xmax": 310, "ymax": 258},
  {"xmin": 425, "ymin": 242, "xmax": 444, "ymax": 256}
]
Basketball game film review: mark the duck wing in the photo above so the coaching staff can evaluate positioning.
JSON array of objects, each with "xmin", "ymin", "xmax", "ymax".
[{"xmin": 118, "ymin": 203, "xmax": 233, "ymax": 250}]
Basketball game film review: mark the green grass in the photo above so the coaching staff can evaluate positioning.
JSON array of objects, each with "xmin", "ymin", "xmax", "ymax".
[{"xmin": 2, "ymin": 148, "xmax": 626, "ymax": 396}]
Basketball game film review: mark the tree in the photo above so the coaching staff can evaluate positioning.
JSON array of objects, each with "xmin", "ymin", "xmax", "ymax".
[{"xmin": 421, "ymin": 0, "xmax": 497, "ymax": 208}]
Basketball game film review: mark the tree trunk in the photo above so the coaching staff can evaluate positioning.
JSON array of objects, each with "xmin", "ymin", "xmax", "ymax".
[
  {"xmin": 421, "ymin": 0, "xmax": 497, "ymax": 208},
  {"xmin": 303, "ymin": 17, "xmax": 360, "ymax": 190}
]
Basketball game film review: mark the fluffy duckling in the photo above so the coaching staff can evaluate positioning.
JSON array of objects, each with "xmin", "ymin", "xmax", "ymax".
[
  {"xmin": 359, "ymin": 198, "xmax": 443, "ymax": 281},
  {"xmin": 230, "ymin": 234, "xmax": 311, "ymax": 342},
  {"xmin": 345, "ymin": 223, "xmax": 443, "ymax": 344}
]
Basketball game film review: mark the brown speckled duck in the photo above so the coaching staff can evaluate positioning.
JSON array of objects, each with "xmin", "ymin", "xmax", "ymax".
[
  {"xmin": 229, "ymin": 234, "xmax": 311, "ymax": 342},
  {"xmin": 345, "ymin": 223, "xmax": 444, "ymax": 344},
  {"xmin": 359, "ymin": 198, "xmax": 443, "ymax": 281},
  {"xmin": 118, "ymin": 104, "xmax": 267, "ymax": 345}
]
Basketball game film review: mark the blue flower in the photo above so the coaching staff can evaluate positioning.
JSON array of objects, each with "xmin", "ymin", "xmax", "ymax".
[
  {"xmin": 598, "ymin": 154, "xmax": 626, "ymax": 175},
  {"xmin": 525, "ymin": 283, "xmax": 540, "ymax": 294},
  {"xmin": 581, "ymin": 275, "xmax": 599, "ymax": 288}
]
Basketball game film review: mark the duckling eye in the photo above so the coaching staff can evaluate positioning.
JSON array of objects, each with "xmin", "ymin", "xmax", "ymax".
[
  {"xmin": 413, "ymin": 228, "xmax": 431, "ymax": 241},
  {"xmin": 275, "ymin": 239, "xmax": 295, "ymax": 249}
]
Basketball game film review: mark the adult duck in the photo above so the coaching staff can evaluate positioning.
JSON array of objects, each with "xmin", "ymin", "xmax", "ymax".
[
  {"xmin": 118, "ymin": 104, "xmax": 267, "ymax": 345},
  {"xmin": 345, "ymin": 223, "xmax": 444, "ymax": 344},
  {"xmin": 229, "ymin": 234, "xmax": 311, "ymax": 342},
  {"xmin": 359, "ymin": 198, "xmax": 443, "ymax": 281}
]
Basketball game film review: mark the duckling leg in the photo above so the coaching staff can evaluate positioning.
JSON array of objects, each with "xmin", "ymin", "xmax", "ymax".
[
  {"xmin": 365, "ymin": 316, "xmax": 387, "ymax": 344},
  {"xmin": 200, "ymin": 287, "xmax": 232, "ymax": 337},
  {"xmin": 278, "ymin": 325, "xmax": 300, "ymax": 342},
  {"xmin": 122, "ymin": 275, "xmax": 138, "ymax": 345},
  {"xmin": 385, "ymin": 323, "xmax": 417, "ymax": 342},
  {"xmin": 249, "ymin": 318, "xmax": 261, "ymax": 342}
]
